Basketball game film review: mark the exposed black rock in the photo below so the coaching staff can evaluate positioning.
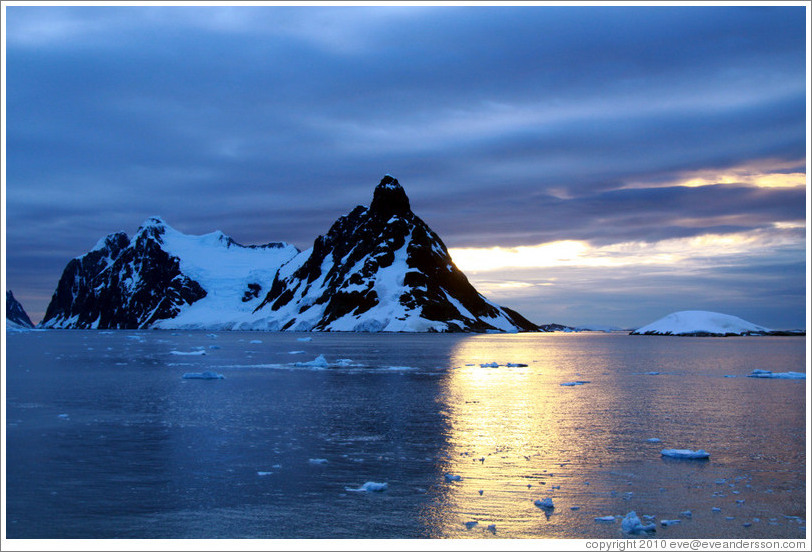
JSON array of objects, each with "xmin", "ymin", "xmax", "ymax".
[
  {"xmin": 6, "ymin": 290, "xmax": 35, "ymax": 328},
  {"xmin": 255, "ymin": 176, "xmax": 539, "ymax": 332}
]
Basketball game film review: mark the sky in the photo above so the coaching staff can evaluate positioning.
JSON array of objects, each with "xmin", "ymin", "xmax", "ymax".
[{"xmin": 2, "ymin": 2, "xmax": 809, "ymax": 330}]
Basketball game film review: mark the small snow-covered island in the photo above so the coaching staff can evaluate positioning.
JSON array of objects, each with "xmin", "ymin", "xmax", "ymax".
[{"xmin": 630, "ymin": 310, "xmax": 803, "ymax": 337}]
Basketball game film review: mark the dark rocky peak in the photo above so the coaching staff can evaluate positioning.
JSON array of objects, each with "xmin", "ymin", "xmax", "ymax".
[
  {"xmin": 135, "ymin": 217, "xmax": 168, "ymax": 244},
  {"xmin": 370, "ymin": 175, "xmax": 411, "ymax": 219},
  {"xmin": 92, "ymin": 232, "xmax": 130, "ymax": 258},
  {"xmin": 7, "ymin": 290, "xmax": 35, "ymax": 328}
]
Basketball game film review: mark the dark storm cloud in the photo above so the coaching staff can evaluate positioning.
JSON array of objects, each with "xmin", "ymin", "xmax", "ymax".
[{"xmin": 3, "ymin": 4, "xmax": 807, "ymax": 325}]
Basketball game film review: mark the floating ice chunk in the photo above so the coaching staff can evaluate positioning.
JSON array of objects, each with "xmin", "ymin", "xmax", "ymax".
[
  {"xmin": 534, "ymin": 498, "xmax": 554, "ymax": 510},
  {"xmin": 622, "ymin": 511, "xmax": 656, "ymax": 534},
  {"xmin": 646, "ymin": 372, "xmax": 661, "ymax": 375},
  {"xmin": 296, "ymin": 337, "xmax": 313, "ymax": 342},
  {"xmin": 171, "ymin": 350, "xmax": 207, "ymax": 356},
  {"xmin": 595, "ymin": 516, "xmax": 616, "ymax": 523},
  {"xmin": 560, "ymin": 381, "xmax": 591, "ymax": 386},
  {"xmin": 487, "ymin": 524, "xmax": 496, "ymax": 534},
  {"xmin": 182, "ymin": 371, "xmax": 224, "ymax": 379},
  {"xmin": 506, "ymin": 363, "xmax": 528, "ymax": 367},
  {"xmin": 643, "ymin": 515, "xmax": 655, "ymax": 522},
  {"xmin": 464, "ymin": 521, "xmax": 478, "ymax": 530},
  {"xmin": 726, "ymin": 516, "xmax": 735, "ymax": 520},
  {"xmin": 480, "ymin": 362, "xmax": 499, "ymax": 368},
  {"xmin": 646, "ymin": 438, "xmax": 662, "ymax": 443},
  {"xmin": 724, "ymin": 375, "xmax": 736, "ymax": 378},
  {"xmin": 478, "ymin": 490, "xmax": 484, "ymax": 495},
  {"xmin": 57, "ymin": 413, "xmax": 69, "ymax": 419},
  {"xmin": 445, "ymin": 474, "xmax": 462, "ymax": 482},
  {"xmin": 743, "ymin": 522, "xmax": 752, "ymax": 527},
  {"xmin": 661, "ymin": 519, "xmax": 681, "ymax": 526},
  {"xmin": 712, "ymin": 507, "xmax": 722, "ymax": 512},
  {"xmin": 345, "ymin": 481, "xmax": 388, "ymax": 492},
  {"xmin": 308, "ymin": 458, "xmax": 328, "ymax": 465},
  {"xmin": 661, "ymin": 448, "xmax": 710, "ymax": 459},
  {"xmin": 209, "ymin": 345, "xmax": 220, "ymax": 349},
  {"xmin": 288, "ymin": 350, "xmax": 305, "ymax": 354},
  {"xmin": 715, "ymin": 478, "xmax": 727, "ymax": 484},
  {"xmin": 571, "ymin": 506, "xmax": 581, "ymax": 511},
  {"xmin": 681, "ymin": 510, "xmax": 692, "ymax": 517},
  {"xmin": 747, "ymin": 369, "xmax": 805, "ymax": 379},
  {"xmin": 257, "ymin": 471, "xmax": 273, "ymax": 476},
  {"xmin": 249, "ymin": 339, "xmax": 262, "ymax": 344},
  {"xmin": 295, "ymin": 354, "xmax": 329, "ymax": 368}
]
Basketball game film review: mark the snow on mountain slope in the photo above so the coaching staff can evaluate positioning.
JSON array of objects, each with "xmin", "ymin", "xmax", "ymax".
[
  {"xmin": 41, "ymin": 218, "xmax": 298, "ymax": 329},
  {"xmin": 631, "ymin": 310, "xmax": 771, "ymax": 336}
]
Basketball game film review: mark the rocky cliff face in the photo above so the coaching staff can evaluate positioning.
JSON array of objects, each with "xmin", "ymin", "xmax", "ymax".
[{"xmin": 6, "ymin": 290, "xmax": 35, "ymax": 328}]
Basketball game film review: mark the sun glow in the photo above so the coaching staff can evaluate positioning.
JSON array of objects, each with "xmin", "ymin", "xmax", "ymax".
[{"xmin": 449, "ymin": 229, "xmax": 803, "ymax": 274}]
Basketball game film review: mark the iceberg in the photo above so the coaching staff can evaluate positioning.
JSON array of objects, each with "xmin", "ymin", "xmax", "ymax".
[
  {"xmin": 534, "ymin": 498, "xmax": 554, "ymax": 510},
  {"xmin": 621, "ymin": 511, "xmax": 656, "ymax": 534},
  {"xmin": 661, "ymin": 448, "xmax": 710, "ymax": 459},
  {"xmin": 747, "ymin": 369, "xmax": 805, "ymax": 379},
  {"xmin": 345, "ymin": 481, "xmax": 388, "ymax": 492},
  {"xmin": 182, "ymin": 371, "xmax": 224, "ymax": 380}
]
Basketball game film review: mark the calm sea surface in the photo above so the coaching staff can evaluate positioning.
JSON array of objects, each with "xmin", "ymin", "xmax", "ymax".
[{"xmin": 4, "ymin": 330, "xmax": 807, "ymax": 539}]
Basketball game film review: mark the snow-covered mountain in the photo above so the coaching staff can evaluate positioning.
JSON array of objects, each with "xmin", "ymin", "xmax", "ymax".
[
  {"xmin": 41, "ymin": 176, "xmax": 539, "ymax": 332},
  {"xmin": 6, "ymin": 290, "xmax": 35, "ymax": 329},
  {"xmin": 237, "ymin": 176, "xmax": 538, "ymax": 332},
  {"xmin": 41, "ymin": 218, "xmax": 299, "ymax": 329},
  {"xmin": 630, "ymin": 310, "xmax": 771, "ymax": 336}
]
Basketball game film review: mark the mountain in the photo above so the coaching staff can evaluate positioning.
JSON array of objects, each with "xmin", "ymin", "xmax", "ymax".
[
  {"xmin": 6, "ymin": 290, "xmax": 35, "ymax": 329},
  {"xmin": 241, "ymin": 175, "xmax": 538, "ymax": 332},
  {"xmin": 41, "ymin": 176, "xmax": 538, "ymax": 332},
  {"xmin": 40, "ymin": 219, "xmax": 299, "ymax": 329},
  {"xmin": 630, "ymin": 310, "xmax": 771, "ymax": 336}
]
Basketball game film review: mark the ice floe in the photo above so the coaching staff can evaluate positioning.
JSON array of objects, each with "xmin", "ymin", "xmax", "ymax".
[
  {"xmin": 182, "ymin": 371, "xmax": 224, "ymax": 379},
  {"xmin": 171, "ymin": 349, "xmax": 207, "ymax": 356},
  {"xmin": 308, "ymin": 458, "xmax": 328, "ymax": 465},
  {"xmin": 345, "ymin": 481, "xmax": 388, "ymax": 492},
  {"xmin": 747, "ymin": 369, "xmax": 805, "ymax": 379},
  {"xmin": 534, "ymin": 498, "xmax": 554, "ymax": 510},
  {"xmin": 595, "ymin": 516, "xmax": 616, "ymax": 523},
  {"xmin": 661, "ymin": 448, "xmax": 710, "ymax": 459},
  {"xmin": 646, "ymin": 438, "xmax": 661, "ymax": 443},
  {"xmin": 296, "ymin": 337, "xmax": 313, "ymax": 342},
  {"xmin": 661, "ymin": 519, "xmax": 681, "ymax": 527},
  {"xmin": 560, "ymin": 380, "xmax": 591, "ymax": 386},
  {"xmin": 622, "ymin": 511, "xmax": 656, "ymax": 534},
  {"xmin": 257, "ymin": 471, "xmax": 273, "ymax": 476},
  {"xmin": 294, "ymin": 354, "xmax": 329, "ymax": 368}
]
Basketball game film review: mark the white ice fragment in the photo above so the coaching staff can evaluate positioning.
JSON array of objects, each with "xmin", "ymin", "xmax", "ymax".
[
  {"xmin": 681, "ymin": 510, "xmax": 692, "ymax": 517},
  {"xmin": 57, "ymin": 413, "xmax": 69, "ymax": 419},
  {"xmin": 643, "ymin": 515, "xmax": 655, "ymax": 521},
  {"xmin": 295, "ymin": 354, "xmax": 329, "ymax": 368},
  {"xmin": 661, "ymin": 519, "xmax": 681, "ymax": 526},
  {"xmin": 171, "ymin": 350, "xmax": 207, "ymax": 356},
  {"xmin": 646, "ymin": 371, "xmax": 661, "ymax": 375},
  {"xmin": 296, "ymin": 337, "xmax": 313, "ymax": 342},
  {"xmin": 622, "ymin": 511, "xmax": 656, "ymax": 534},
  {"xmin": 646, "ymin": 438, "xmax": 661, "ymax": 443},
  {"xmin": 182, "ymin": 371, "xmax": 224, "ymax": 379},
  {"xmin": 534, "ymin": 498, "xmax": 554, "ymax": 510},
  {"xmin": 445, "ymin": 474, "xmax": 462, "ymax": 482},
  {"xmin": 661, "ymin": 448, "xmax": 710, "ymax": 459},
  {"xmin": 345, "ymin": 481, "xmax": 388, "ymax": 492},
  {"xmin": 257, "ymin": 471, "xmax": 273, "ymax": 476},
  {"xmin": 712, "ymin": 507, "xmax": 722, "ymax": 512},
  {"xmin": 288, "ymin": 350, "xmax": 305, "ymax": 354},
  {"xmin": 308, "ymin": 458, "xmax": 328, "ymax": 465},
  {"xmin": 480, "ymin": 362, "xmax": 499, "ymax": 368},
  {"xmin": 249, "ymin": 339, "xmax": 262, "ymax": 344},
  {"xmin": 595, "ymin": 516, "xmax": 616, "ymax": 523},
  {"xmin": 560, "ymin": 380, "xmax": 591, "ymax": 386}
]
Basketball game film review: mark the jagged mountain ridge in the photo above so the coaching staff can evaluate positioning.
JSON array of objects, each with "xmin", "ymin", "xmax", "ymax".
[
  {"xmin": 6, "ymin": 290, "xmax": 35, "ymax": 328},
  {"xmin": 42, "ymin": 176, "xmax": 539, "ymax": 332},
  {"xmin": 41, "ymin": 219, "xmax": 298, "ymax": 329},
  {"xmin": 249, "ymin": 176, "xmax": 538, "ymax": 332}
]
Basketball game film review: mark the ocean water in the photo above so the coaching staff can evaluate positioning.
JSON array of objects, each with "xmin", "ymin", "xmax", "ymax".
[{"xmin": 4, "ymin": 330, "xmax": 807, "ymax": 539}]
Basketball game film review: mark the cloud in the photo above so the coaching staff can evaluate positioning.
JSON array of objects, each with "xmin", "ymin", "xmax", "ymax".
[{"xmin": 4, "ymin": 5, "xmax": 807, "ymax": 328}]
